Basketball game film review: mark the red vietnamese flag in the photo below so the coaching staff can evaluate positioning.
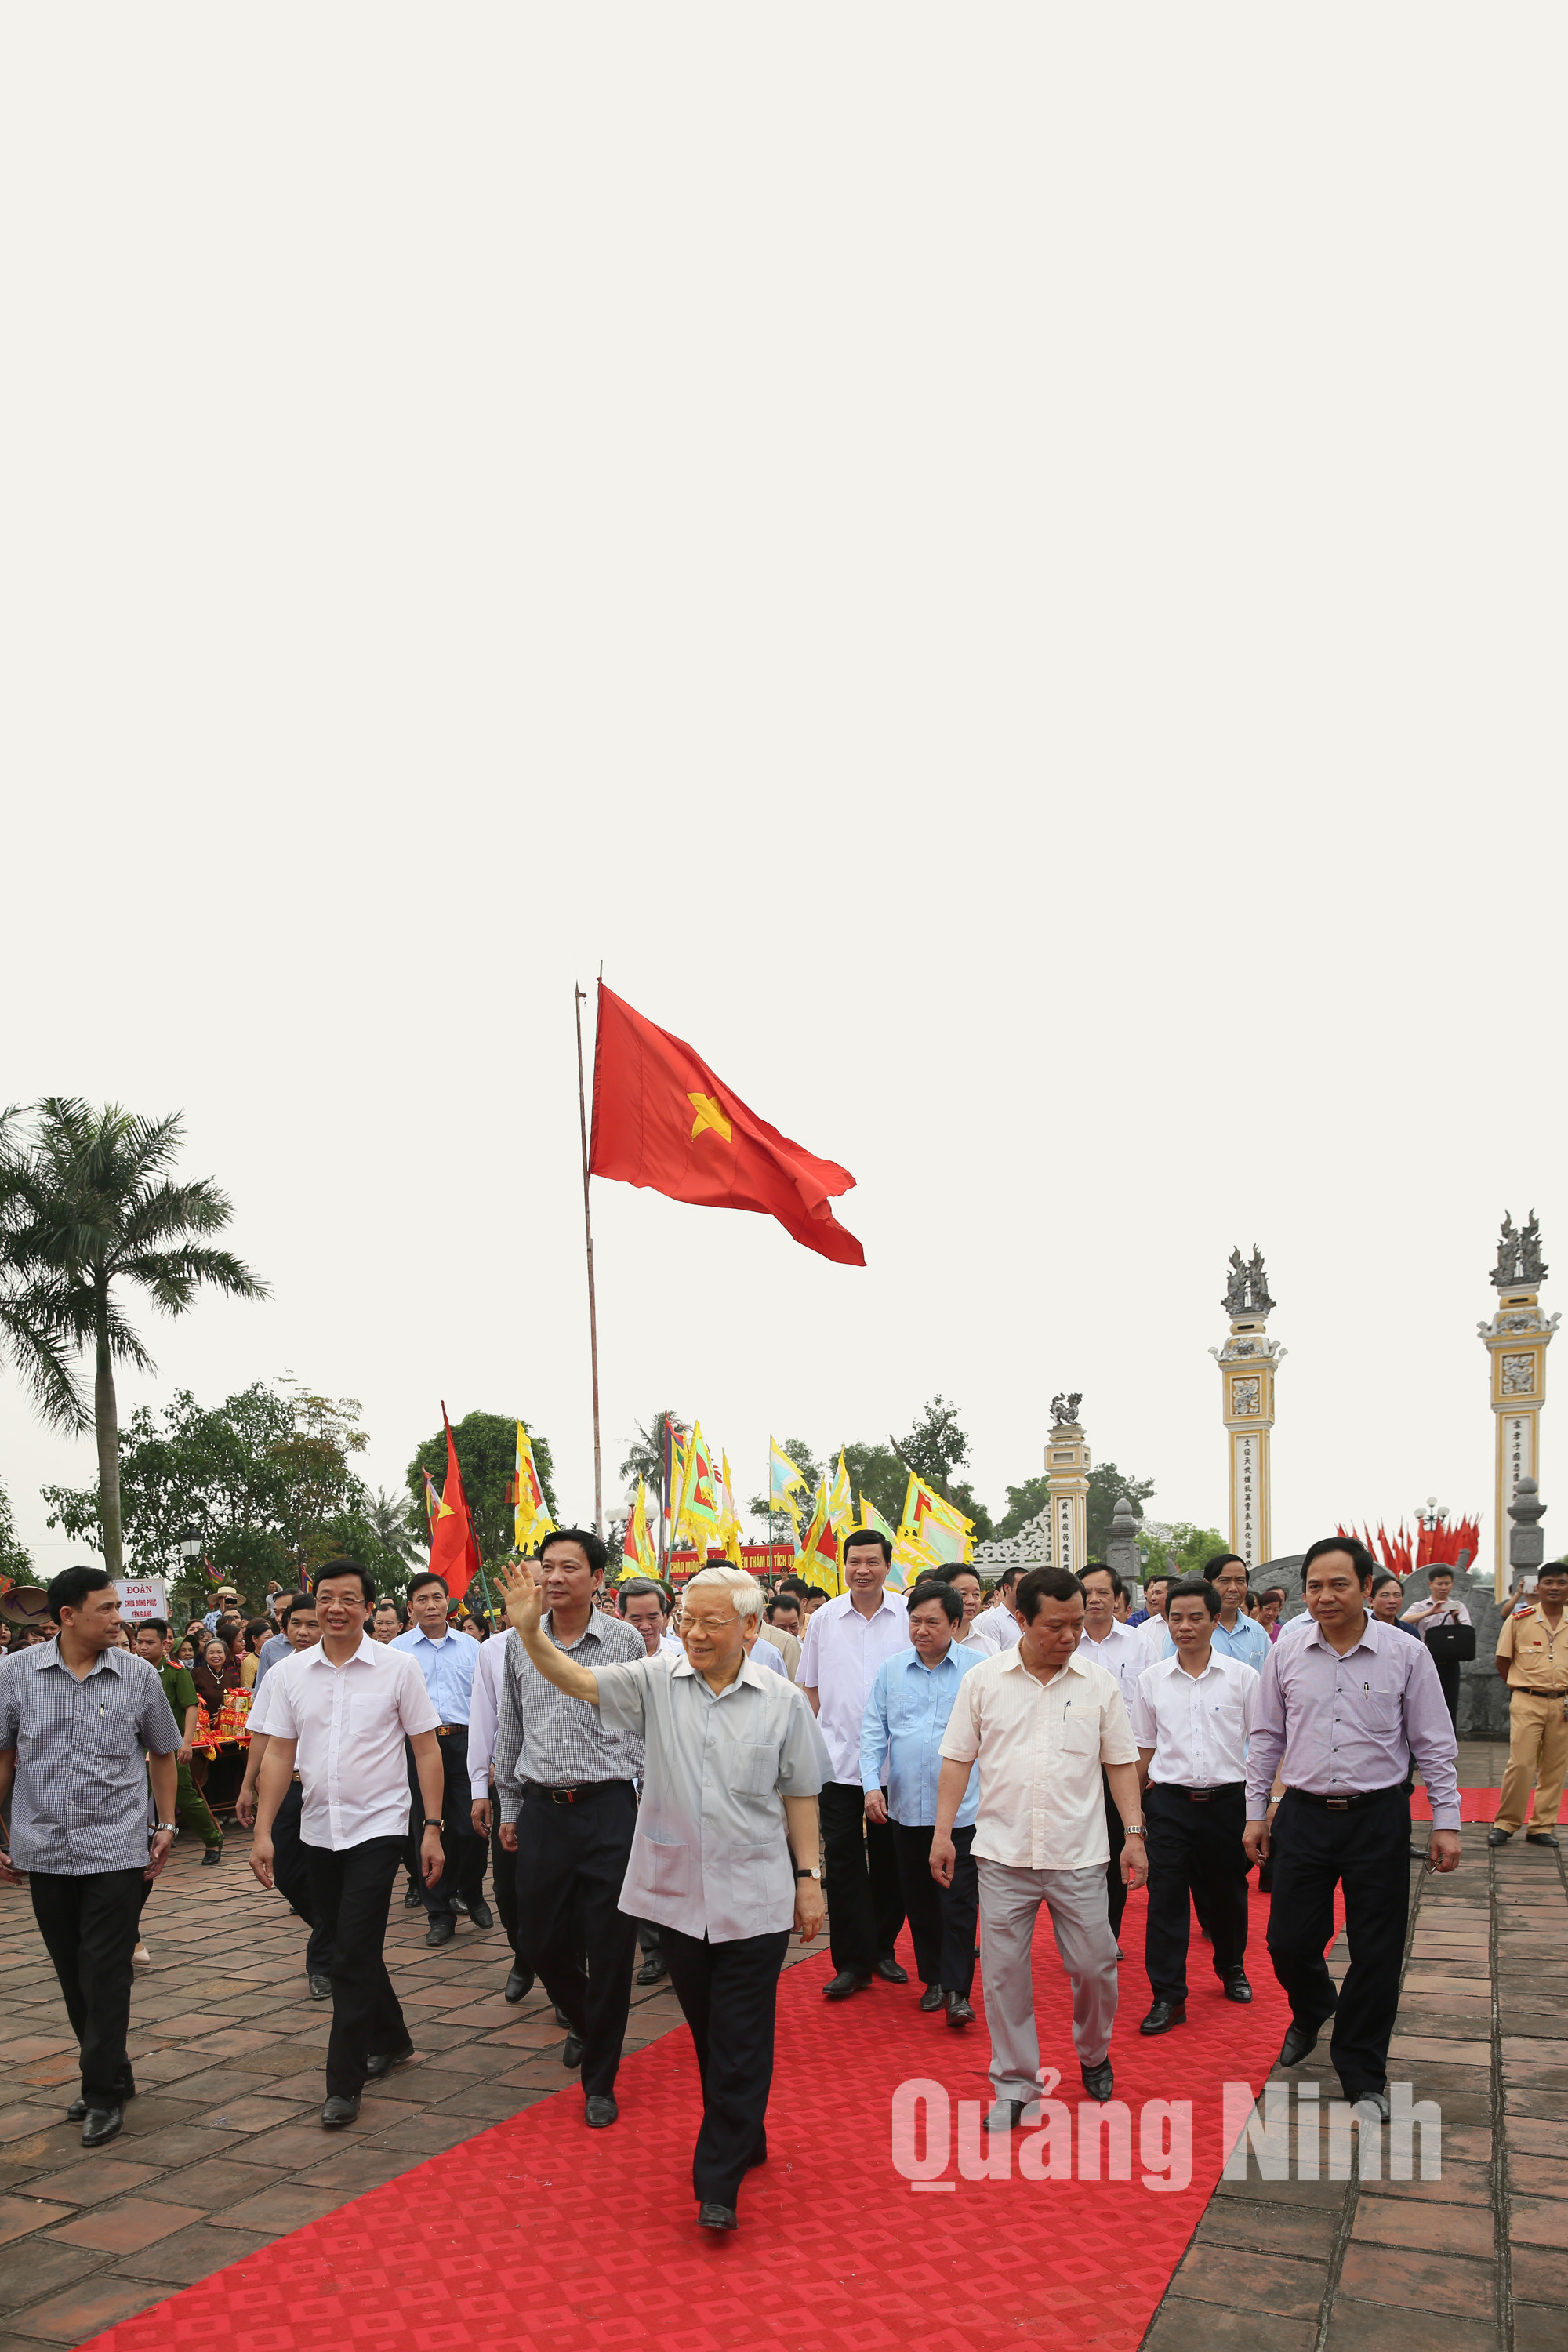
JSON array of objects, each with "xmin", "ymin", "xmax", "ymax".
[
  {"xmin": 590, "ymin": 983, "xmax": 865, "ymax": 1266},
  {"xmin": 427, "ymin": 1404, "xmax": 482, "ymax": 1601}
]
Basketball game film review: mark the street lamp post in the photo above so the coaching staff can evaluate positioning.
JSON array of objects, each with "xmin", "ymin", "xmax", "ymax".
[{"xmin": 176, "ymin": 1524, "xmax": 203, "ymax": 1610}]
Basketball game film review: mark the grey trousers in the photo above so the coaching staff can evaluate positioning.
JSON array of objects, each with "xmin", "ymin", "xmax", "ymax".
[{"xmin": 978, "ymin": 1857, "xmax": 1119, "ymax": 2103}]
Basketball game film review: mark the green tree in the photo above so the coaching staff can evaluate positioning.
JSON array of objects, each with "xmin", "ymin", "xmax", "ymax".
[
  {"xmin": 1135, "ymin": 1520, "xmax": 1229, "ymax": 1583},
  {"xmin": 1086, "ymin": 1462, "xmax": 1156, "ymax": 1557},
  {"xmin": 835, "ymin": 1439, "xmax": 905, "ymax": 1529},
  {"xmin": 407, "ymin": 1410, "xmax": 558, "ymax": 1567},
  {"xmin": 368, "ymin": 1487, "xmax": 419, "ymax": 1564},
  {"xmin": 996, "ymin": 1475, "xmax": 1050, "ymax": 1540},
  {"xmin": 620, "ymin": 1408, "xmax": 688, "ymax": 1524},
  {"xmin": 0, "ymin": 1099, "xmax": 267, "ymax": 1575},
  {"xmin": 0, "ymin": 1469, "xmax": 31, "ymax": 1583},
  {"xmin": 891, "ymin": 1397, "xmax": 995, "ymax": 1541},
  {"xmin": 40, "ymin": 1379, "xmax": 405, "ymax": 1611}
]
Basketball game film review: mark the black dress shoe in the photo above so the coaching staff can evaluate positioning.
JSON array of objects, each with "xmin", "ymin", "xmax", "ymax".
[
  {"xmin": 554, "ymin": 2004, "xmax": 573, "ymax": 2027},
  {"xmin": 983, "ymin": 2099, "xmax": 1027, "ymax": 2133},
  {"xmin": 66, "ymin": 2098, "xmax": 87, "ymax": 2122},
  {"xmin": 505, "ymin": 1967, "xmax": 534, "ymax": 2004},
  {"xmin": 201, "ymin": 1842, "xmax": 224, "ymax": 1865},
  {"xmin": 309, "ymin": 1973, "xmax": 333, "ymax": 2000},
  {"xmin": 585, "ymin": 2093, "xmax": 618, "ymax": 2128},
  {"xmin": 697, "ymin": 2201, "xmax": 738, "ymax": 2230},
  {"xmin": 1526, "ymin": 1831, "xmax": 1561, "ymax": 1847},
  {"xmin": 874, "ymin": 1953, "xmax": 909, "ymax": 1984},
  {"xmin": 1222, "ymin": 1971, "xmax": 1253, "ymax": 2004},
  {"xmin": 404, "ymin": 1882, "xmax": 424, "ymax": 1907},
  {"xmin": 1139, "ymin": 1999, "xmax": 1186, "ymax": 2036},
  {"xmin": 946, "ymin": 1992, "xmax": 975, "ymax": 2027},
  {"xmin": 467, "ymin": 1896, "xmax": 495, "ymax": 1929},
  {"xmin": 321, "ymin": 2093, "xmax": 360, "ymax": 2128},
  {"xmin": 365, "ymin": 2039, "xmax": 416, "ymax": 2078},
  {"xmin": 562, "ymin": 2032, "xmax": 585, "ymax": 2068},
  {"xmin": 919, "ymin": 1984, "xmax": 946, "ymax": 2013},
  {"xmin": 1487, "ymin": 1827, "xmax": 1512, "ymax": 1846},
  {"xmin": 452, "ymin": 1894, "xmax": 470, "ymax": 1915},
  {"xmin": 822, "ymin": 1971, "xmax": 872, "ymax": 2001},
  {"xmin": 81, "ymin": 2104, "xmax": 124, "ymax": 2147},
  {"xmin": 426, "ymin": 1915, "xmax": 456, "ymax": 1947},
  {"xmin": 1279, "ymin": 2019, "xmax": 1327, "ymax": 2067},
  {"xmin": 1080, "ymin": 2059, "xmax": 1114, "ymax": 2103},
  {"xmin": 636, "ymin": 1955, "xmax": 667, "ymax": 1985}
]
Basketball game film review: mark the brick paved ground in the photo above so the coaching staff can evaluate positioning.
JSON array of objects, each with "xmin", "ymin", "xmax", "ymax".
[
  {"xmin": 1142, "ymin": 1740, "xmax": 1568, "ymax": 2352},
  {"xmin": 0, "ymin": 1827, "xmax": 706, "ymax": 2347}
]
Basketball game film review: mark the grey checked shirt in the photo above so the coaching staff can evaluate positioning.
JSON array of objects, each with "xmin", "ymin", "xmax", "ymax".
[
  {"xmin": 0, "ymin": 1639, "xmax": 182, "ymax": 1874},
  {"xmin": 494, "ymin": 1607, "xmax": 647, "ymax": 1822}
]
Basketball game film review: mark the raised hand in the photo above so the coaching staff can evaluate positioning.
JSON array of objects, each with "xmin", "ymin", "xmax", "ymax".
[{"xmin": 496, "ymin": 1561, "xmax": 543, "ymax": 1638}]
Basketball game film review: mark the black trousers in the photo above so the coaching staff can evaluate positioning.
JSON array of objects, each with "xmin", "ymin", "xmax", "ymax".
[
  {"xmin": 1103, "ymin": 1769, "xmax": 1129, "ymax": 1940},
  {"xmin": 272, "ymin": 1782, "xmax": 332, "ymax": 1978},
  {"xmin": 303, "ymin": 1835, "xmax": 408, "ymax": 2098},
  {"xmin": 819, "ymin": 1782, "xmax": 905, "ymax": 1977},
  {"xmin": 662, "ymin": 1924, "xmax": 790, "ymax": 2208},
  {"xmin": 1433, "ymin": 1658, "xmax": 1461, "ymax": 1735},
  {"xmin": 1144, "ymin": 1784, "xmax": 1249, "ymax": 2002},
  {"xmin": 30, "ymin": 1867, "xmax": 144, "ymax": 2107},
  {"xmin": 488, "ymin": 1788, "xmax": 518, "ymax": 1956},
  {"xmin": 891, "ymin": 1820, "xmax": 978, "ymax": 1995},
  {"xmin": 513, "ymin": 1781, "xmax": 638, "ymax": 2096},
  {"xmin": 1265, "ymin": 1784, "xmax": 1411, "ymax": 2100},
  {"xmin": 407, "ymin": 1733, "xmax": 487, "ymax": 1919}
]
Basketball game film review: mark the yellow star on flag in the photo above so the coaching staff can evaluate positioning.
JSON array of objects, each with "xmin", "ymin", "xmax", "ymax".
[{"xmin": 688, "ymin": 1093, "xmax": 732, "ymax": 1144}]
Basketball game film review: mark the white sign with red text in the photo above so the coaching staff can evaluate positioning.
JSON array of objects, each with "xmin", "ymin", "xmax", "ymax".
[{"xmin": 114, "ymin": 1577, "xmax": 169, "ymax": 1624}]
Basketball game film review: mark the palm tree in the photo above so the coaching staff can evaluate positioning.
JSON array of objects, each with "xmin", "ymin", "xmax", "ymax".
[
  {"xmin": 619, "ymin": 1407, "xmax": 688, "ymax": 1523},
  {"xmin": 368, "ymin": 1486, "xmax": 419, "ymax": 1564},
  {"xmin": 0, "ymin": 1098, "xmax": 268, "ymax": 1574}
]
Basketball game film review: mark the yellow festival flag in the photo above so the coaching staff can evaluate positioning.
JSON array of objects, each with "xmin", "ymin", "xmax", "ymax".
[
  {"xmin": 622, "ymin": 1477, "xmax": 659, "ymax": 1579},
  {"xmin": 514, "ymin": 1421, "xmax": 555, "ymax": 1555},
  {"xmin": 768, "ymin": 1438, "xmax": 807, "ymax": 1525},
  {"xmin": 826, "ymin": 1451, "xmax": 854, "ymax": 1537},
  {"xmin": 719, "ymin": 1451, "xmax": 746, "ymax": 1567},
  {"xmin": 898, "ymin": 1472, "xmax": 974, "ymax": 1566},
  {"xmin": 858, "ymin": 1495, "xmax": 916, "ymax": 1593},
  {"xmin": 797, "ymin": 1479, "xmax": 843, "ymax": 1595},
  {"xmin": 674, "ymin": 1421, "xmax": 721, "ymax": 1554}
]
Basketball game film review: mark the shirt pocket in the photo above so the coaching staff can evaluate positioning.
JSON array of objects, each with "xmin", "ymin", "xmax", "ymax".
[
  {"xmin": 1059, "ymin": 1711, "xmax": 1099, "ymax": 1758},
  {"xmin": 733, "ymin": 1740, "xmax": 779, "ymax": 1798},
  {"xmin": 640, "ymin": 1838, "xmax": 696, "ymax": 1900},
  {"xmin": 96, "ymin": 1710, "xmax": 143, "ymax": 1760}
]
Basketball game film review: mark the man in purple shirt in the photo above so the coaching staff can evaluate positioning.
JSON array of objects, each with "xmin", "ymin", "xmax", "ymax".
[{"xmin": 1244, "ymin": 1536, "xmax": 1460, "ymax": 2119}]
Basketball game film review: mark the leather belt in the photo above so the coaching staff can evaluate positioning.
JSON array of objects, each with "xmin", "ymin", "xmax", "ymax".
[
  {"xmin": 1287, "ymin": 1783, "xmax": 1406, "ymax": 1811},
  {"xmin": 434, "ymin": 1724, "xmax": 468, "ymax": 1737},
  {"xmin": 1151, "ymin": 1782, "xmax": 1243, "ymax": 1802},
  {"xmin": 521, "ymin": 1778, "xmax": 630, "ymax": 1806}
]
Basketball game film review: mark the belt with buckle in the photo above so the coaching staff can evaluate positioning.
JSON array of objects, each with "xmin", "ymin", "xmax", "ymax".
[
  {"xmin": 1289, "ymin": 1783, "xmax": 1406, "ymax": 1811},
  {"xmin": 434, "ymin": 1724, "xmax": 468, "ymax": 1737},
  {"xmin": 1151, "ymin": 1782, "xmax": 1243, "ymax": 1802},
  {"xmin": 521, "ymin": 1778, "xmax": 628, "ymax": 1806}
]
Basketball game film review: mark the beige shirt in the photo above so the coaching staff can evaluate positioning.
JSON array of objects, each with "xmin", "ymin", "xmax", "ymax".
[
  {"xmin": 939, "ymin": 1646, "xmax": 1138, "ymax": 1871},
  {"xmin": 757, "ymin": 1623, "xmax": 803, "ymax": 1679},
  {"xmin": 1497, "ymin": 1602, "xmax": 1568, "ymax": 1693}
]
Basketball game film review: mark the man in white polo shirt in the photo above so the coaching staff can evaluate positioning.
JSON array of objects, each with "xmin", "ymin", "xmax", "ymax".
[
  {"xmin": 1127, "ymin": 1574, "xmax": 1258, "ymax": 2035},
  {"xmin": 797, "ymin": 1529, "xmax": 910, "ymax": 2001},
  {"xmin": 932, "ymin": 1565, "xmax": 1145, "ymax": 2129},
  {"xmin": 251, "ymin": 1557, "xmax": 446, "ymax": 2129}
]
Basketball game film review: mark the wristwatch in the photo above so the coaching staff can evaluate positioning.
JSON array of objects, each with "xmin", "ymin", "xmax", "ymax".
[
  {"xmin": 424, "ymin": 1819, "xmax": 445, "ymax": 1831},
  {"xmin": 1122, "ymin": 1823, "xmax": 1147, "ymax": 1838},
  {"xmin": 794, "ymin": 1865, "xmax": 822, "ymax": 1880},
  {"xmin": 154, "ymin": 1823, "xmax": 177, "ymax": 1834}
]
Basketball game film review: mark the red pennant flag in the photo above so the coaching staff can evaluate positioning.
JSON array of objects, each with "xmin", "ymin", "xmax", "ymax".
[
  {"xmin": 428, "ymin": 1404, "xmax": 482, "ymax": 1602},
  {"xmin": 590, "ymin": 983, "xmax": 865, "ymax": 1265}
]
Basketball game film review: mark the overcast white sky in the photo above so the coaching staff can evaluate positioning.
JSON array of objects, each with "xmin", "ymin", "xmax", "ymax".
[{"xmin": 3, "ymin": 9, "xmax": 1563, "ymax": 1585}]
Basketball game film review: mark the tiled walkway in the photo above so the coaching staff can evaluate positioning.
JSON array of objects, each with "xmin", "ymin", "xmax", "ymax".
[
  {"xmin": 0, "ymin": 1835, "xmax": 693, "ymax": 2347},
  {"xmin": 1142, "ymin": 1742, "xmax": 1568, "ymax": 2352}
]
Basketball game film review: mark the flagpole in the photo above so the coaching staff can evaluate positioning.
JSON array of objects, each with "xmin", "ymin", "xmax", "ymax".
[{"xmin": 575, "ymin": 983, "xmax": 604, "ymax": 1539}]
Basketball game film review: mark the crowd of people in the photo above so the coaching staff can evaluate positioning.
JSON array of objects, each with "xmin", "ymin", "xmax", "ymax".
[{"xmin": 1, "ymin": 1533, "xmax": 1565, "ymax": 2236}]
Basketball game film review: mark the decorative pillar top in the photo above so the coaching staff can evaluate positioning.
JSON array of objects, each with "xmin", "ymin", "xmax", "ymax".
[
  {"xmin": 1049, "ymin": 1391, "xmax": 1083, "ymax": 1430},
  {"xmin": 1223, "ymin": 1247, "xmax": 1275, "ymax": 1319},
  {"xmin": 1492, "ymin": 1210, "xmax": 1548, "ymax": 1292}
]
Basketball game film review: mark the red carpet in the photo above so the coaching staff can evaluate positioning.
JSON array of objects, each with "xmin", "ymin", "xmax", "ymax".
[
  {"xmin": 1411, "ymin": 1785, "xmax": 1504, "ymax": 1822},
  {"xmin": 87, "ymin": 1886, "xmax": 1299, "ymax": 2352}
]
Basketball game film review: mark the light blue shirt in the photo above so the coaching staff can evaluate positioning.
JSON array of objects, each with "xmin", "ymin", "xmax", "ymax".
[
  {"xmin": 391, "ymin": 1624, "xmax": 478, "ymax": 1722},
  {"xmin": 251, "ymin": 1631, "xmax": 292, "ymax": 1693},
  {"xmin": 749, "ymin": 1637, "xmax": 786, "ymax": 1677},
  {"xmin": 1147, "ymin": 1611, "xmax": 1272, "ymax": 1675},
  {"xmin": 861, "ymin": 1644, "xmax": 981, "ymax": 1829}
]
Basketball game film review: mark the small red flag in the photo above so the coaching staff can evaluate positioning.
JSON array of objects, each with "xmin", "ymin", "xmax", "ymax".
[
  {"xmin": 590, "ymin": 983, "xmax": 865, "ymax": 1266},
  {"xmin": 427, "ymin": 1404, "xmax": 482, "ymax": 1602}
]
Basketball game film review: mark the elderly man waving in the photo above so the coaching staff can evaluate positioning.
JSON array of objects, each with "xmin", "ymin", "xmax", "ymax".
[{"xmin": 498, "ymin": 1560, "xmax": 830, "ymax": 2234}]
